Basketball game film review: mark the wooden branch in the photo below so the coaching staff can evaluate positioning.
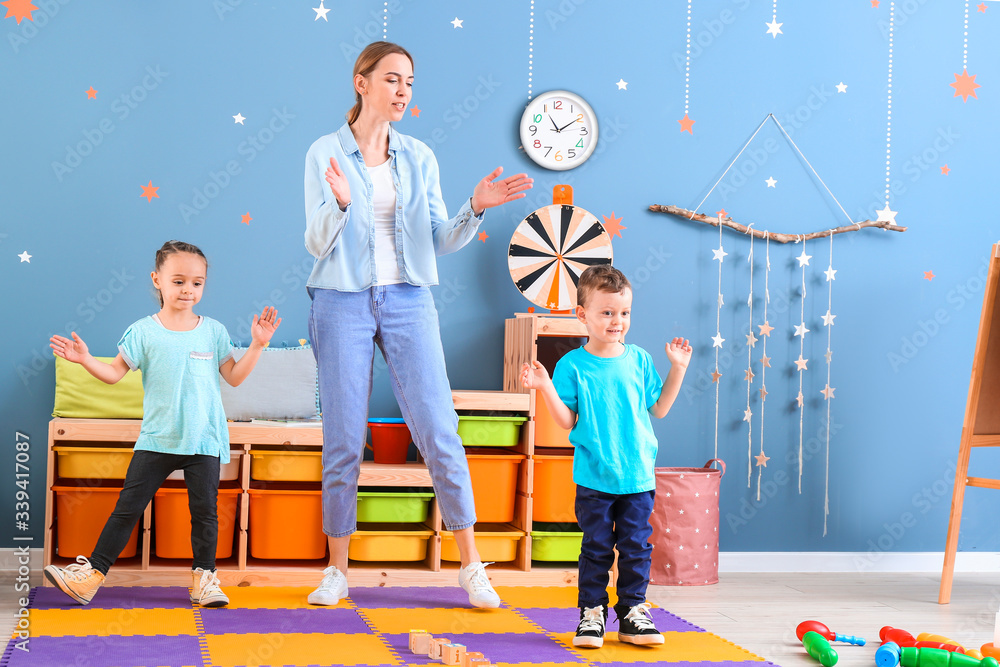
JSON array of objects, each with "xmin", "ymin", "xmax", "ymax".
[{"xmin": 648, "ymin": 204, "xmax": 907, "ymax": 243}]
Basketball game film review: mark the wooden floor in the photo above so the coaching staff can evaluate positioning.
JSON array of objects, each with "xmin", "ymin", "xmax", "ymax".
[{"xmin": 4, "ymin": 570, "xmax": 999, "ymax": 667}]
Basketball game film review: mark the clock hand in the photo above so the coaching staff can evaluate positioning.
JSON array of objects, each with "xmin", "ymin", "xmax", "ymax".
[
  {"xmin": 548, "ymin": 114, "xmax": 561, "ymax": 132},
  {"xmin": 556, "ymin": 118, "xmax": 578, "ymax": 132}
]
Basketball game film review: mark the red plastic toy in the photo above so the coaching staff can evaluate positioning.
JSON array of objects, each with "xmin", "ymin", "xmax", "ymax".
[{"xmin": 796, "ymin": 621, "xmax": 866, "ymax": 646}]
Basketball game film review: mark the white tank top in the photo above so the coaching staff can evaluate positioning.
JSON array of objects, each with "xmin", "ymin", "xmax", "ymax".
[{"xmin": 369, "ymin": 158, "xmax": 402, "ymax": 285}]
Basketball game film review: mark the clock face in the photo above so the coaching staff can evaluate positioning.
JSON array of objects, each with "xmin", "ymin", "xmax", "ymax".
[{"xmin": 519, "ymin": 90, "xmax": 598, "ymax": 171}]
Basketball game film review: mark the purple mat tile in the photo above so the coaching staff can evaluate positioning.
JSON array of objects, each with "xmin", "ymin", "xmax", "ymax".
[
  {"xmin": 348, "ymin": 586, "xmax": 477, "ymax": 609},
  {"xmin": 29, "ymin": 586, "xmax": 192, "ymax": 610},
  {"xmin": 1, "ymin": 635, "xmax": 203, "ymax": 667},
  {"xmin": 602, "ymin": 663, "xmax": 772, "ymax": 667},
  {"xmin": 384, "ymin": 632, "xmax": 585, "ymax": 664},
  {"xmin": 200, "ymin": 607, "xmax": 372, "ymax": 635},
  {"xmin": 519, "ymin": 607, "xmax": 702, "ymax": 634}
]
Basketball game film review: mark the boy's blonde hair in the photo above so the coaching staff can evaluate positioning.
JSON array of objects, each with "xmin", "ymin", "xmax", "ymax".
[{"xmin": 577, "ymin": 265, "xmax": 631, "ymax": 307}]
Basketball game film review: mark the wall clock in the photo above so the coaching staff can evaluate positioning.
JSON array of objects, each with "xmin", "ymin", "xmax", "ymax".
[
  {"xmin": 519, "ymin": 90, "xmax": 598, "ymax": 171},
  {"xmin": 508, "ymin": 185, "xmax": 613, "ymax": 311}
]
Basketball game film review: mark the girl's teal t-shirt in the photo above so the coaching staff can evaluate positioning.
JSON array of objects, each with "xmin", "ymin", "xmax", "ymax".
[
  {"xmin": 118, "ymin": 315, "xmax": 233, "ymax": 463},
  {"xmin": 551, "ymin": 344, "xmax": 663, "ymax": 495}
]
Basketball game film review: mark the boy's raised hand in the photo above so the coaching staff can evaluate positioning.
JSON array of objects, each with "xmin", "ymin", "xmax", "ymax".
[
  {"xmin": 50, "ymin": 332, "xmax": 90, "ymax": 364},
  {"xmin": 250, "ymin": 307, "xmax": 282, "ymax": 346},
  {"xmin": 665, "ymin": 337, "xmax": 693, "ymax": 369},
  {"xmin": 520, "ymin": 360, "xmax": 552, "ymax": 390}
]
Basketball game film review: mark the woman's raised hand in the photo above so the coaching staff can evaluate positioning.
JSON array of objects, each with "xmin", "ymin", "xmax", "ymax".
[
  {"xmin": 470, "ymin": 167, "xmax": 533, "ymax": 214},
  {"xmin": 325, "ymin": 157, "xmax": 351, "ymax": 210}
]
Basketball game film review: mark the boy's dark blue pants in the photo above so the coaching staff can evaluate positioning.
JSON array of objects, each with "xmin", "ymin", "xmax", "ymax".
[{"xmin": 575, "ymin": 484, "xmax": 655, "ymax": 610}]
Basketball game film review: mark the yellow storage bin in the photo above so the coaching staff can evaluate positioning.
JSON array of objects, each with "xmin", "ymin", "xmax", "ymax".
[
  {"xmin": 349, "ymin": 523, "xmax": 434, "ymax": 562},
  {"xmin": 248, "ymin": 489, "xmax": 326, "ymax": 559},
  {"xmin": 154, "ymin": 487, "xmax": 240, "ymax": 559},
  {"xmin": 54, "ymin": 447, "xmax": 134, "ymax": 479},
  {"xmin": 250, "ymin": 449, "xmax": 322, "ymax": 482},
  {"xmin": 53, "ymin": 486, "xmax": 138, "ymax": 558},
  {"xmin": 440, "ymin": 523, "xmax": 524, "ymax": 563}
]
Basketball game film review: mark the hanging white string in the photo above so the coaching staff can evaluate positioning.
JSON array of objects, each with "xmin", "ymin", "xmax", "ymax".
[
  {"xmin": 527, "ymin": 0, "xmax": 534, "ymax": 100},
  {"xmin": 824, "ymin": 232, "xmax": 834, "ymax": 536},
  {"xmin": 714, "ymin": 212, "xmax": 723, "ymax": 460},
  {"xmin": 756, "ymin": 234, "xmax": 770, "ymax": 501},
  {"xmin": 383, "ymin": 1, "xmax": 388, "ymax": 39},
  {"xmin": 798, "ymin": 238, "xmax": 806, "ymax": 493},
  {"xmin": 689, "ymin": 116, "xmax": 772, "ymax": 219},
  {"xmin": 745, "ymin": 233, "xmax": 755, "ymax": 488}
]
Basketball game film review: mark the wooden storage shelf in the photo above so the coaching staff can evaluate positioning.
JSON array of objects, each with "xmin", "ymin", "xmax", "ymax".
[{"xmin": 45, "ymin": 382, "xmax": 579, "ymax": 587}]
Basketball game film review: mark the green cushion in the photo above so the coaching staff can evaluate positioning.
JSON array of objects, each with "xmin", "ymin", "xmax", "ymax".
[{"xmin": 52, "ymin": 354, "xmax": 144, "ymax": 418}]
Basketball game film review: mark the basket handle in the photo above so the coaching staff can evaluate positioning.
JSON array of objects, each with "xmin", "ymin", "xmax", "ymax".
[{"xmin": 704, "ymin": 458, "xmax": 726, "ymax": 476}]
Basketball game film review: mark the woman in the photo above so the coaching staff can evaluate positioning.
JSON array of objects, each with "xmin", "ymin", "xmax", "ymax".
[{"xmin": 303, "ymin": 41, "xmax": 532, "ymax": 608}]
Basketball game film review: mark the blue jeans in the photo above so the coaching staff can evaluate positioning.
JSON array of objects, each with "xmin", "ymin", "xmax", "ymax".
[
  {"xmin": 89, "ymin": 451, "xmax": 220, "ymax": 575},
  {"xmin": 308, "ymin": 284, "xmax": 477, "ymax": 536},
  {"xmin": 575, "ymin": 484, "xmax": 655, "ymax": 609}
]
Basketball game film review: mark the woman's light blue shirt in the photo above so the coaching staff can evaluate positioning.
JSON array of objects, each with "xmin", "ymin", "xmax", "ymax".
[{"xmin": 304, "ymin": 122, "xmax": 484, "ymax": 291}]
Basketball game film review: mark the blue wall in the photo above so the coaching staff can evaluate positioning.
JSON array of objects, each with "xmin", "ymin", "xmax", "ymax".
[{"xmin": 3, "ymin": 1, "xmax": 999, "ymax": 555}]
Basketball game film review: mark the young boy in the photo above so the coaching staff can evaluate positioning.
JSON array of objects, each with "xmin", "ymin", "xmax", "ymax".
[{"xmin": 521, "ymin": 265, "xmax": 692, "ymax": 648}]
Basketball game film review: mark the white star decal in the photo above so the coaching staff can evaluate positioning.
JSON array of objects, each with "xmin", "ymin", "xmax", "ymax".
[
  {"xmin": 695, "ymin": 528, "xmax": 700, "ymax": 533},
  {"xmin": 313, "ymin": 0, "xmax": 330, "ymax": 21},
  {"xmin": 713, "ymin": 246, "xmax": 728, "ymax": 262},
  {"xmin": 712, "ymin": 332, "xmax": 725, "ymax": 349},
  {"xmin": 679, "ymin": 509, "xmax": 685, "ymax": 515},
  {"xmin": 836, "ymin": 82, "xmax": 848, "ymax": 93},
  {"xmin": 766, "ymin": 19, "xmax": 783, "ymax": 37},
  {"xmin": 794, "ymin": 322, "xmax": 810, "ymax": 337},
  {"xmin": 18, "ymin": 251, "xmax": 32, "ymax": 263},
  {"xmin": 825, "ymin": 266, "xmax": 837, "ymax": 282},
  {"xmin": 765, "ymin": 177, "xmax": 777, "ymax": 188},
  {"xmin": 796, "ymin": 250, "xmax": 812, "ymax": 267},
  {"xmin": 451, "ymin": 17, "xmax": 464, "ymax": 28},
  {"xmin": 822, "ymin": 310, "xmax": 836, "ymax": 326},
  {"xmin": 694, "ymin": 563, "xmax": 699, "ymax": 569},
  {"xmin": 616, "ymin": 78, "xmax": 628, "ymax": 90},
  {"xmin": 233, "ymin": 113, "xmax": 246, "ymax": 125},
  {"xmin": 876, "ymin": 204, "xmax": 898, "ymax": 225}
]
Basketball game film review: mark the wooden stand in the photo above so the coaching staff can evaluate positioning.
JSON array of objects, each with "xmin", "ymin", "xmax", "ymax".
[{"xmin": 938, "ymin": 243, "xmax": 1000, "ymax": 604}]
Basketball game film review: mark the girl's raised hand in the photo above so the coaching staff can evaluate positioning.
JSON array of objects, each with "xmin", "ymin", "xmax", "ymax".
[
  {"xmin": 250, "ymin": 307, "xmax": 282, "ymax": 346},
  {"xmin": 325, "ymin": 157, "xmax": 351, "ymax": 210},
  {"xmin": 665, "ymin": 337, "xmax": 693, "ymax": 369},
  {"xmin": 50, "ymin": 332, "xmax": 90, "ymax": 364},
  {"xmin": 520, "ymin": 360, "xmax": 551, "ymax": 389},
  {"xmin": 470, "ymin": 167, "xmax": 533, "ymax": 213}
]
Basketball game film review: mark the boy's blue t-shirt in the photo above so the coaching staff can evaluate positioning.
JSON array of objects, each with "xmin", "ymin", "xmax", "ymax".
[
  {"xmin": 118, "ymin": 315, "xmax": 234, "ymax": 463},
  {"xmin": 552, "ymin": 344, "xmax": 664, "ymax": 495}
]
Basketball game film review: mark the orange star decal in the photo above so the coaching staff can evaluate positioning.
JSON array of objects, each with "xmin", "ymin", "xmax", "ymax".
[
  {"xmin": 759, "ymin": 386, "xmax": 768, "ymax": 400},
  {"xmin": 478, "ymin": 231, "xmax": 488, "ymax": 243},
  {"xmin": 716, "ymin": 209, "xmax": 728, "ymax": 220},
  {"xmin": 978, "ymin": 2, "xmax": 987, "ymax": 11},
  {"xmin": 1, "ymin": 0, "xmax": 37, "ymax": 23},
  {"xmin": 757, "ymin": 321, "xmax": 774, "ymax": 337},
  {"xmin": 241, "ymin": 212, "xmax": 252, "ymax": 225},
  {"xmin": 950, "ymin": 68, "xmax": 981, "ymax": 102},
  {"xmin": 871, "ymin": 0, "xmax": 879, "ymax": 6},
  {"xmin": 744, "ymin": 368, "xmax": 755, "ymax": 382},
  {"xmin": 602, "ymin": 212, "xmax": 627, "ymax": 239},
  {"xmin": 410, "ymin": 105, "xmax": 421, "ymax": 117},
  {"xmin": 924, "ymin": 270, "xmax": 935, "ymax": 281},
  {"xmin": 759, "ymin": 354, "xmax": 771, "ymax": 368},
  {"xmin": 86, "ymin": 87, "xmax": 98, "ymax": 99},
  {"xmin": 711, "ymin": 369, "xmax": 722, "ymax": 383},
  {"xmin": 140, "ymin": 180, "xmax": 159, "ymax": 202},
  {"xmin": 678, "ymin": 113, "xmax": 695, "ymax": 134},
  {"xmin": 821, "ymin": 384, "xmax": 836, "ymax": 400},
  {"xmin": 755, "ymin": 452, "xmax": 770, "ymax": 467},
  {"xmin": 940, "ymin": 164, "xmax": 950, "ymax": 175}
]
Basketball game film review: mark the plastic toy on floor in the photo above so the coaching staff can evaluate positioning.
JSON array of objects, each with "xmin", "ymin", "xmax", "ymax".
[
  {"xmin": 802, "ymin": 630, "xmax": 839, "ymax": 666},
  {"xmin": 899, "ymin": 646, "xmax": 999, "ymax": 667},
  {"xmin": 796, "ymin": 620, "xmax": 866, "ymax": 646}
]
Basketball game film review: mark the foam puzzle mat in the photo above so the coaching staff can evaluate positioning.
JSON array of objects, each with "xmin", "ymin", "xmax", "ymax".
[{"xmin": 2, "ymin": 585, "xmax": 778, "ymax": 667}]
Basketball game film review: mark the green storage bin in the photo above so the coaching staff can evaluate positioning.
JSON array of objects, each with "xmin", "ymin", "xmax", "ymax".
[
  {"xmin": 356, "ymin": 490, "xmax": 434, "ymax": 523},
  {"xmin": 457, "ymin": 415, "xmax": 527, "ymax": 447},
  {"xmin": 531, "ymin": 524, "xmax": 583, "ymax": 562}
]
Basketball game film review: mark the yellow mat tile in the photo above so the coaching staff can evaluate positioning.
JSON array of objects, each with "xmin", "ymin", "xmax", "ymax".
[
  {"xmin": 206, "ymin": 632, "xmax": 395, "ymax": 667},
  {"xmin": 222, "ymin": 586, "xmax": 353, "ymax": 609},
  {"xmin": 28, "ymin": 608, "xmax": 197, "ymax": 637},
  {"xmin": 364, "ymin": 607, "xmax": 538, "ymax": 634},
  {"xmin": 553, "ymin": 630, "xmax": 766, "ymax": 663}
]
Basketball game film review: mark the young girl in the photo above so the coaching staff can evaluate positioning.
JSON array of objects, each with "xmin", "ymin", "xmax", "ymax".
[{"xmin": 44, "ymin": 240, "xmax": 280, "ymax": 607}]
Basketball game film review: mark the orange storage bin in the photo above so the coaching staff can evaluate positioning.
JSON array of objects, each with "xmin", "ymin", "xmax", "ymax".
[
  {"xmin": 53, "ymin": 486, "xmax": 138, "ymax": 558},
  {"xmin": 532, "ymin": 450, "xmax": 577, "ymax": 522},
  {"xmin": 153, "ymin": 487, "xmax": 240, "ymax": 559},
  {"xmin": 248, "ymin": 489, "xmax": 326, "ymax": 559},
  {"xmin": 440, "ymin": 523, "xmax": 524, "ymax": 562},
  {"xmin": 533, "ymin": 398, "xmax": 573, "ymax": 449},
  {"xmin": 465, "ymin": 449, "xmax": 524, "ymax": 523}
]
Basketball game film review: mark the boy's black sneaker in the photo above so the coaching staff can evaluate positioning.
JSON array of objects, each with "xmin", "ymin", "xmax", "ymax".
[
  {"xmin": 615, "ymin": 602, "xmax": 664, "ymax": 646},
  {"xmin": 573, "ymin": 605, "xmax": 607, "ymax": 648}
]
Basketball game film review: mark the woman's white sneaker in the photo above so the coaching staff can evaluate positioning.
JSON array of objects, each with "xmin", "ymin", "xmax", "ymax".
[
  {"xmin": 308, "ymin": 565, "xmax": 348, "ymax": 605},
  {"xmin": 458, "ymin": 562, "xmax": 500, "ymax": 609}
]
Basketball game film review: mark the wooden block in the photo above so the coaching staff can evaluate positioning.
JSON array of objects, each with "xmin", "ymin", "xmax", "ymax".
[
  {"xmin": 428, "ymin": 637, "xmax": 451, "ymax": 660},
  {"xmin": 463, "ymin": 651, "xmax": 486, "ymax": 667},
  {"xmin": 409, "ymin": 630, "xmax": 431, "ymax": 654},
  {"xmin": 442, "ymin": 643, "xmax": 466, "ymax": 666},
  {"xmin": 468, "ymin": 658, "xmax": 490, "ymax": 667}
]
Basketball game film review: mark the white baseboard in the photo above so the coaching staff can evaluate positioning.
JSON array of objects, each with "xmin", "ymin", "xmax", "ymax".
[
  {"xmin": 2, "ymin": 548, "xmax": 997, "ymax": 574},
  {"xmin": 719, "ymin": 551, "xmax": 1000, "ymax": 573}
]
